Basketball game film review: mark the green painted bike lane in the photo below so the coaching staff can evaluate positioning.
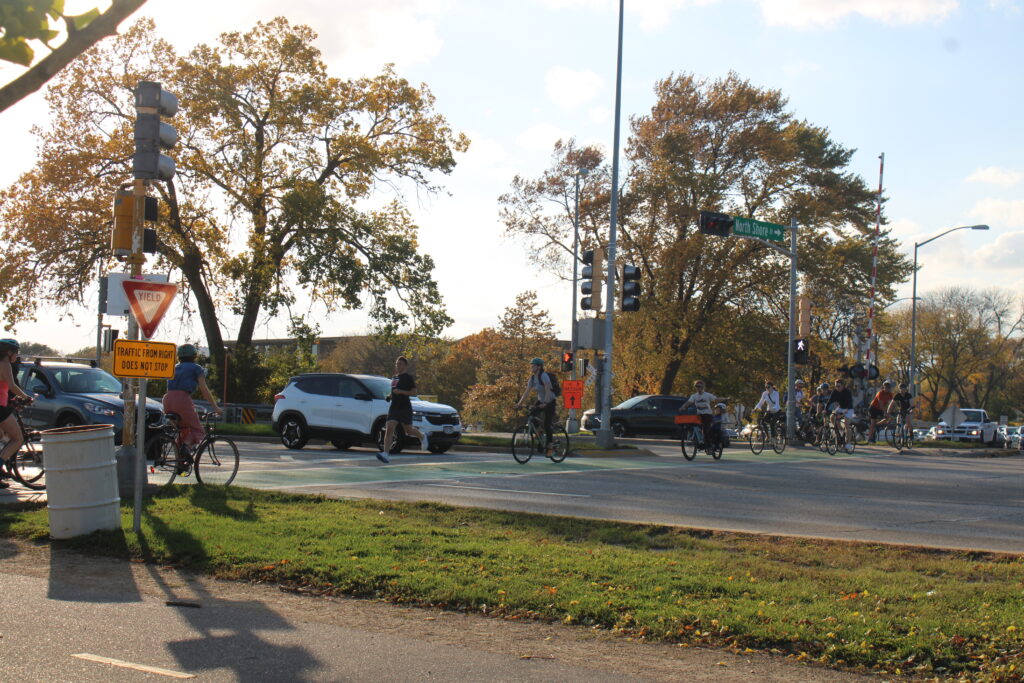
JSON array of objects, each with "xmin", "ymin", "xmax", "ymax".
[{"xmin": 234, "ymin": 445, "xmax": 868, "ymax": 491}]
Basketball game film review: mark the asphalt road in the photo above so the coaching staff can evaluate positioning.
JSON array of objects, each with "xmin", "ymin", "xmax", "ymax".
[{"xmin": 221, "ymin": 438, "xmax": 1024, "ymax": 553}]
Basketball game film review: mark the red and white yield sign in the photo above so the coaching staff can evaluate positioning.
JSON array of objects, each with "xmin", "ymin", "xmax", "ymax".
[{"xmin": 122, "ymin": 280, "xmax": 177, "ymax": 339}]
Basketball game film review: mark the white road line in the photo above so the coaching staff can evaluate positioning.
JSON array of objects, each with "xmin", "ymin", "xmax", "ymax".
[
  {"xmin": 423, "ymin": 483, "xmax": 591, "ymax": 497},
  {"xmin": 72, "ymin": 653, "xmax": 195, "ymax": 679}
]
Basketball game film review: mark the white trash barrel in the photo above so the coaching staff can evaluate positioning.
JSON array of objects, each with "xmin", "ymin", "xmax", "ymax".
[{"xmin": 40, "ymin": 424, "xmax": 121, "ymax": 539}]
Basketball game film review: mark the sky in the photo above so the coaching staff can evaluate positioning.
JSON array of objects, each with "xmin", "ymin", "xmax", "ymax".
[{"xmin": 1, "ymin": 0, "xmax": 1022, "ymax": 354}]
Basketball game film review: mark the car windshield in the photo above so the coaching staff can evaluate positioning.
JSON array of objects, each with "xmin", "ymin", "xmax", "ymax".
[
  {"xmin": 614, "ymin": 396, "xmax": 649, "ymax": 410},
  {"xmin": 960, "ymin": 410, "xmax": 985, "ymax": 423},
  {"xmin": 52, "ymin": 367, "xmax": 123, "ymax": 394},
  {"xmin": 360, "ymin": 377, "xmax": 395, "ymax": 400}
]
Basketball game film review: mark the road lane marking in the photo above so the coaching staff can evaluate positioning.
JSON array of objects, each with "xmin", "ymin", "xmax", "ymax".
[
  {"xmin": 423, "ymin": 483, "xmax": 591, "ymax": 497},
  {"xmin": 72, "ymin": 653, "xmax": 195, "ymax": 679}
]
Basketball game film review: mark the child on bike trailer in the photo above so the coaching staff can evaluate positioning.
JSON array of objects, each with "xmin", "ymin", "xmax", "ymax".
[
  {"xmin": 709, "ymin": 402, "xmax": 729, "ymax": 448},
  {"xmin": 162, "ymin": 344, "xmax": 221, "ymax": 451}
]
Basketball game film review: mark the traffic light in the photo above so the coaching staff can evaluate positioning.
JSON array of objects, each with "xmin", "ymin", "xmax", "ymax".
[
  {"xmin": 580, "ymin": 247, "xmax": 605, "ymax": 311},
  {"xmin": 578, "ymin": 357, "xmax": 589, "ymax": 376},
  {"xmin": 562, "ymin": 351, "xmax": 574, "ymax": 372},
  {"xmin": 619, "ymin": 264, "xmax": 641, "ymax": 312},
  {"xmin": 111, "ymin": 188, "xmax": 159, "ymax": 258},
  {"xmin": 798, "ymin": 295, "xmax": 812, "ymax": 338},
  {"xmin": 102, "ymin": 328, "xmax": 119, "ymax": 352},
  {"xmin": 698, "ymin": 210, "xmax": 733, "ymax": 237},
  {"xmin": 793, "ymin": 338, "xmax": 809, "ymax": 365},
  {"xmin": 133, "ymin": 81, "xmax": 178, "ymax": 181}
]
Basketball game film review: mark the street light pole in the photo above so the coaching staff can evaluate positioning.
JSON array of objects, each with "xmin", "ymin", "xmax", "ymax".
[
  {"xmin": 568, "ymin": 168, "xmax": 588, "ymax": 434},
  {"xmin": 909, "ymin": 224, "xmax": 989, "ymax": 397}
]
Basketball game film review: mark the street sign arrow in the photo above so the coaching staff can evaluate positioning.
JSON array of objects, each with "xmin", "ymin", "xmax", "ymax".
[{"xmin": 122, "ymin": 280, "xmax": 178, "ymax": 339}]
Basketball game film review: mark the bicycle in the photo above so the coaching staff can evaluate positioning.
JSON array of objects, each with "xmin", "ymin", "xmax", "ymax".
[
  {"xmin": 511, "ymin": 406, "xmax": 568, "ymax": 464},
  {"xmin": 822, "ymin": 412, "xmax": 856, "ymax": 456},
  {"xmin": 749, "ymin": 412, "xmax": 786, "ymax": 455},
  {"xmin": 884, "ymin": 409, "xmax": 914, "ymax": 450},
  {"xmin": 150, "ymin": 410, "xmax": 239, "ymax": 489},
  {"xmin": 675, "ymin": 414, "xmax": 722, "ymax": 461},
  {"xmin": 1, "ymin": 397, "xmax": 45, "ymax": 490}
]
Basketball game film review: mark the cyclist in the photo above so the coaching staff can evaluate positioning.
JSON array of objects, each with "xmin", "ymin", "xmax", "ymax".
[
  {"xmin": 783, "ymin": 379, "xmax": 807, "ymax": 427},
  {"xmin": 516, "ymin": 358, "xmax": 555, "ymax": 454},
  {"xmin": 0, "ymin": 339, "xmax": 33, "ymax": 488},
  {"xmin": 887, "ymin": 382, "xmax": 915, "ymax": 432},
  {"xmin": 680, "ymin": 379, "xmax": 716, "ymax": 444},
  {"xmin": 867, "ymin": 380, "xmax": 895, "ymax": 443},
  {"xmin": 162, "ymin": 344, "xmax": 221, "ymax": 454},
  {"xmin": 753, "ymin": 379, "xmax": 783, "ymax": 435},
  {"xmin": 826, "ymin": 377, "xmax": 855, "ymax": 445}
]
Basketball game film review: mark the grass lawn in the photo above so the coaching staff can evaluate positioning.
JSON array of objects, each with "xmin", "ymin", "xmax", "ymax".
[{"xmin": 1, "ymin": 487, "xmax": 1021, "ymax": 680}]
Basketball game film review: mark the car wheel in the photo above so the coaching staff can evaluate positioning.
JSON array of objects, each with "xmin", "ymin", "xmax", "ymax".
[
  {"xmin": 279, "ymin": 416, "xmax": 309, "ymax": 450},
  {"xmin": 374, "ymin": 423, "xmax": 404, "ymax": 454},
  {"xmin": 331, "ymin": 440, "xmax": 352, "ymax": 451},
  {"xmin": 427, "ymin": 443, "xmax": 451, "ymax": 454},
  {"xmin": 56, "ymin": 414, "xmax": 83, "ymax": 429},
  {"xmin": 611, "ymin": 420, "xmax": 628, "ymax": 438}
]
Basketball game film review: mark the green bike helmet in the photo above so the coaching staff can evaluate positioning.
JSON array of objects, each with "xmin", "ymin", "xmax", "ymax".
[
  {"xmin": 530, "ymin": 357, "xmax": 544, "ymax": 366},
  {"xmin": 0, "ymin": 338, "xmax": 19, "ymax": 352},
  {"xmin": 178, "ymin": 343, "xmax": 198, "ymax": 359}
]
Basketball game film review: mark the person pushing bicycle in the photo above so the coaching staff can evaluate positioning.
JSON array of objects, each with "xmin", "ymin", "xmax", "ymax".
[{"xmin": 516, "ymin": 358, "xmax": 556, "ymax": 454}]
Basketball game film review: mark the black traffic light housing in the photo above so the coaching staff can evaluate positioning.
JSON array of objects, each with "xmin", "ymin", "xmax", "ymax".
[
  {"xmin": 699, "ymin": 210, "xmax": 733, "ymax": 237},
  {"xmin": 561, "ymin": 351, "xmax": 574, "ymax": 372},
  {"xmin": 620, "ymin": 264, "xmax": 640, "ymax": 312},
  {"xmin": 580, "ymin": 247, "xmax": 605, "ymax": 311},
  {"xmin": 133, "ymin": 81, "xmax": 178, "ymax": 181},
  {"xmin": 793, "ymin": 338, "xmax": 809, "ymax": 365}
]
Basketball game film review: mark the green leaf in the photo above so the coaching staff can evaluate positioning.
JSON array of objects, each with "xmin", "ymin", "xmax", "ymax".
[
  {"xmin": 68, "ymin": 8, "xmax": 101, "ymax": 31},
  {"xmin": 0, "ymin": 39, "xmax": 34, "ymax": 66}
]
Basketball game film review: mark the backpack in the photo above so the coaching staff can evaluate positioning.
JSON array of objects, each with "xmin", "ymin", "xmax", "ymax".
[{"xmin": 545, "ymin": 371, "xmax": 562, "ymax": 398}]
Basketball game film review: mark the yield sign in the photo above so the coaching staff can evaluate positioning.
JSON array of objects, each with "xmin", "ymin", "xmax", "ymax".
[{"xmin": 122, "ymin": 280, "xmax": 177, "ymax": 339}]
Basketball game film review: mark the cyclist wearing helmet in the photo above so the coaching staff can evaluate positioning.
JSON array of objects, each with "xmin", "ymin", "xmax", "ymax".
[
  {"xmin": 0, "ymin": 339, "xmax": 33, "ymax": 487},
  {"xmin": 887, "ymin": 382, "xmax": 915, "ymax": 431},
  {"xmin": 867, "ymin": 380, "xmax": 895, "ymax": 443},
  {"xmin": 162, "ymin": 343, "xmax": 221, "ymax": 449},
  {"xmin": 516, "ymin": 358, "xmax": 555, "ymax": 453},
  {"xmin": 809, "ymin": 382, "xmax": 830, "ymax": 417}
]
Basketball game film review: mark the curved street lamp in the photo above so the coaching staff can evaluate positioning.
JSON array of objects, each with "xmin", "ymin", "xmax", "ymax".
[{"xmin": 909, "ymin": 224, "xmax": 989, "ymax": 395}]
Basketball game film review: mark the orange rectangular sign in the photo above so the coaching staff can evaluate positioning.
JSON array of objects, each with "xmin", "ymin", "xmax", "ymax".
[
  {"xmin": 112, "ymin": 339, "xmax": 177, "ymax": 379},
  {"xmin": 562, "ymin": 379, "xmax": 584, "ymax": 410}
]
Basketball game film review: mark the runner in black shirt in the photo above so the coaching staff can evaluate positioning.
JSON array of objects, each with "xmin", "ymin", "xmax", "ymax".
[{"xmin": 377, "ymin": 356, "xmax": 430, "ymax": 463}]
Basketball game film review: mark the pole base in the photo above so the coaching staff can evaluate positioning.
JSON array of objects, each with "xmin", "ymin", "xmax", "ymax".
[
  {"xmin": 594, "ymin": 428, "xmax": 615, "ymax": 449},
  {"xmin": 566, "ymin": 417, "xmax": 580, "ymax": 434}
]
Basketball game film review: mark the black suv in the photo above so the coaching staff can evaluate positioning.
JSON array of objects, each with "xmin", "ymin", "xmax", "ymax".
[
  {"xmin": 16, "ymin": 359, "xmax": 164, "ymax": 445},
  {"xmin": 582, "ymin": 394, "xmax": 686, "ymax": 437}
]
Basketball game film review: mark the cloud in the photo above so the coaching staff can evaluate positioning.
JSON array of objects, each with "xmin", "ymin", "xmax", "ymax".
[
  {"xmin": 515, "ymin": 122, "xmax": 572, "ymax": 152},
  {"xmin": 783, "ymin": 60, "xmax": 824, "ymax": 76},
  {"xmin": 975, "ymin": 231, "xmax": 1024, "ymax": 269},
  {"xmin": 757, "ymin": 0, "xmax": 958, "ymax": 27},
  {"xmin": 545, "ymin": 66, "xmax": 604, "ymax": 109},
  {"xmin": 966, "ymin": 166, "xmax": 1024, "ymax": 187},
  {"xmin": 968, "ymin": 198, "xmax": 1024, "ymax": 228}
]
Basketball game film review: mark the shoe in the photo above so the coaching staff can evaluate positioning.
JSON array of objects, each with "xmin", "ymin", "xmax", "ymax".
[
  {"xmin": 375, "ymin": 451, "xmax": 390, "ymax": 464},
  {"xmin": 420, "ymin": 433, "xmax": 430, "ymax": 452}
]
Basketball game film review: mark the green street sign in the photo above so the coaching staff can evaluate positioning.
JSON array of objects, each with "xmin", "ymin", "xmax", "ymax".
[{"xmin": 732, "ymin": 217, "xmax": 786, "ymax": 242}]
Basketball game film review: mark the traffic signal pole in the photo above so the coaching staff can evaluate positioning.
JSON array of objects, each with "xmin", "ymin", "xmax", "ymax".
[
  {"xmin": 596, "ymin": 0, "xmax": 624, "ymax": 449},
  {"xmin": 786, "ymin": 217, "xmax": 798, "ymax": 446}
]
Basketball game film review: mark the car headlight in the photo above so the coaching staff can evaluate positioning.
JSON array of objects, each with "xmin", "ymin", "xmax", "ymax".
[
  {"xmin": 412, "ymin": 411, "xmax": 425, "ymax": 419},
  {"xmin": 84, "ymin": 401, "xmax": 118, "ymax": 416}
]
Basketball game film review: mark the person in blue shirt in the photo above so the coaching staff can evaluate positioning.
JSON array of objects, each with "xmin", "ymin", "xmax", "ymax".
[{"xmin": 162, "ymin": 344, "xmax": 221, "ymax": 448}]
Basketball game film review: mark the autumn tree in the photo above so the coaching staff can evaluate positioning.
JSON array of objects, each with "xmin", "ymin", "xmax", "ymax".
[
  {"xmin": 0, "ymin": 18, "xmax": 468, "ymax": 402},
  {"xmin": 500, "ymin": 73, "xmax": 909, "ymax": 405},
  {"xmin": 0, "ymin": 0, "xmax": 147, "ymax": 112},
  {"xmin": 460, "ymin": 292, "xmax": 558, "ymax": 431}
]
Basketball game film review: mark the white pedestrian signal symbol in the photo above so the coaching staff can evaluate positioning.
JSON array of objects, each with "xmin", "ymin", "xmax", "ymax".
[{"xmin": 796, "ymin": 340, "xmax": 806, "ymax": 351}]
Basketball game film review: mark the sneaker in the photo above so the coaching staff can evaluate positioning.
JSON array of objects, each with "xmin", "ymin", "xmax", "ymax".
[
  {"xmin": 420, "ymin": 432, "xmax": 430, "ymax": 452},
  {"xmin": 375, "ymin": 451, "xmax": 390, "ymax": 464}
]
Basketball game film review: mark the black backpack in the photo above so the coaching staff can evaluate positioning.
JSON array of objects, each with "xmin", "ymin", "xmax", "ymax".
[{"xmin": 545, "ymin": 371, "xmax": 562, "ymax": 398}]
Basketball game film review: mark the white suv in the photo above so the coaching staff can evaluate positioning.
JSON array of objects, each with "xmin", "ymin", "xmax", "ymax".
[{"xmin": 272, "ymin": 373, "xmax": 463, "ymax": 454}]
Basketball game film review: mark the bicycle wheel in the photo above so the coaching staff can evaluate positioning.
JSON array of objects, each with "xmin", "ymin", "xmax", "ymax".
[
  {"xmin": 11, "ymin": 439, "xmax": 45, "ymax": 489},
  {"xmin": 823, "ymin": 424, "xmax": 838, "ymax": 456},
  {"xmin": 842, "ymin": 427, "xmax": 856, "ymax": 454},
  {"xmin": 884, "ymin": 424, "xmax": 897, "ymax": 448},
  {"xmin": 548, "ymin": 426, "xmax": 570, "ymax": 463},
  {"xmin": 512, "ymin": 426, "xmax": 535, "ymax": 464},
  {"xmin": 750, "ymin": 425, "xmax": 767, "ymax": 455},
  {"xmin": 681, "ymin": 427, "xmax": 699, "ymax": 460},
  {"xmin": 149, "ymin": 434, "xmax": 181, "ymax": 490},
  {"xmin": 709, "ymin": 437, "xmax": 723, "ymax": 460},
  {"xmin": 195, "ymin": 437, "xmax": 240, "ymax": 486},
  {"xmin": 771, "ymin": 424, "xmax": 787, "ymax": 454}
]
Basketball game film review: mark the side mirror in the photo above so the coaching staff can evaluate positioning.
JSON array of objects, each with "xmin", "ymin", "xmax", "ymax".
[
  {"xmin": 354, "ymin": 392, "xmax": 372, "ymax": 401},
  {"xmin": 31, "ymin": 382, "xmax": 50, "ymax": 397}
]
